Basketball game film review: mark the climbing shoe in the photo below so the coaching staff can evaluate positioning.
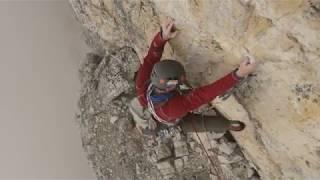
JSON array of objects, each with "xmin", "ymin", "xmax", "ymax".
[{"xmin": 228, "ymin": 120, "xmax": 246, "ymax": 131}]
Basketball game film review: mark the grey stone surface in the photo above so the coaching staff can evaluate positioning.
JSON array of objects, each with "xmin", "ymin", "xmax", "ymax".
[
  {"xmin": 174, "ymin": 158, "xmax": 184, "ymax": 172},
  {"xmin": 156, "ymin": 160, "xmax": 175, "ymax": 176},
  {"xmin": 174, "ymin": 140, "xmax": 189, "ymax": 158},
  {"xmin": 155, "ymin": 143, "xmax": 172, "ymax": 161},
  {"xmin": 218, "ymin": 141, "xmax": 235, "ymax": 155},
  {"xmin": 72, "ymin": 2, "xmax": 264, "ymax": 179}
]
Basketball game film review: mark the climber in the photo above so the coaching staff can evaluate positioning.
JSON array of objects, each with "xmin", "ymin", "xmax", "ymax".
[{"xmin": 133, "ymin": 18, "xmax": 257, "ymax": 133}]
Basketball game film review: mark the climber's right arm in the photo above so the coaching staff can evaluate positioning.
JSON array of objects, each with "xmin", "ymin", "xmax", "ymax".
[
  {"xmin": 155, "ymin": 71, "xmax": 241, "ymax": 121},
  {"xmin": 155, "ymin": 56, "xmax": 257, "ymax": 122}
]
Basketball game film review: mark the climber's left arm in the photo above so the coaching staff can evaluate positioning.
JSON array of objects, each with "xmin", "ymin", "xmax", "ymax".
[{"xmin": 135, "ymin": 18, "xmax": 178, "ymax": 107}]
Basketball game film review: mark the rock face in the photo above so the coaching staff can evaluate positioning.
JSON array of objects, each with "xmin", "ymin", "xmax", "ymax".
[{"xmin": 70, "ymin": 0, "xmax": 320, "ymax": 179}]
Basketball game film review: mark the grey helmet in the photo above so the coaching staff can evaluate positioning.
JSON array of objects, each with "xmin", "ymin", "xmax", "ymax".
[{"xmin": 151, "ymin": 59, "xmax": 186, "ymax": 90}]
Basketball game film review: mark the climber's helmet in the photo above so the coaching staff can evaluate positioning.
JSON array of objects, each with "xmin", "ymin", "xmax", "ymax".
[{"xmin": 151, "ymin": 59, "xmax": 186, "ymax": 91}]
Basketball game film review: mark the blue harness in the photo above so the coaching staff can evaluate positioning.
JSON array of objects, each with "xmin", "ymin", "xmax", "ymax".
[{"xmin": 150, "ymin": 91, "xmax": 174, "ymax": 104}]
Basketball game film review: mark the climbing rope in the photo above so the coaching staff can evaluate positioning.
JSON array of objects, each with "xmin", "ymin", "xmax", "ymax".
[
  {"xmin": 190, "ymin": 117, "xmax": 225, "ymax": 180},
  {"xmin": 185, "ymin": 74, "xmax": 256, "ymax": 180},
  {"xmin": 183, "ymin": 82, "xmax": 223, "ymax": 179},
  {"xmin": 180, "ymin": 72, "xmax": 256, "ymax": 178}
]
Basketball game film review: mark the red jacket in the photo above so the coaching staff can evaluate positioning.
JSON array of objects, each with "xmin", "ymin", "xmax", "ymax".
[{"xmin": 136, "ymin": 32, "xmax": 241, "ymax": 123}]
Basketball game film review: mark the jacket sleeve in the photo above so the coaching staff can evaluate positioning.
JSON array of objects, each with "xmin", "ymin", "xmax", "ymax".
[
  {"xmin": 156, "ymin": 71, "xmax": 241, "ymax": 121},
  {"xmin": 136, "ymin": 32, "xmax": 167, "ymax": 107}
]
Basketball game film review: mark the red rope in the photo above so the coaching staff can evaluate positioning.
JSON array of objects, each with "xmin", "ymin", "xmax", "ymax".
[
  {"xmin": 183, "ymin": 83, "xmax": 226, "ymax": 179},
  {"xmin": 190, "ymin": 118, "xmax": 225, "ymax": 180}
]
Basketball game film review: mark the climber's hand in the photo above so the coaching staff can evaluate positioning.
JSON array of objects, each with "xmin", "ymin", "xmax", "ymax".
[
  {"xmin": 236, "ymin": 56, "xmax": 257, "ymax": 78},
  {"xmin": 161, "ymin": 17, "xmax": 178, "ymax": 41}
]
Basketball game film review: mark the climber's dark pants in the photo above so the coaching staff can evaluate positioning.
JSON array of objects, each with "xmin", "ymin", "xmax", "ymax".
[{"xmin": 179, "ymin": 112, "xmax": 230, "ymax": 133}]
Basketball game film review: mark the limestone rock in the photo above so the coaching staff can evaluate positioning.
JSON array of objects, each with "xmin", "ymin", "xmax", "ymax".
[
  {"xmin": 71, "ymin": 0, "xmax": 320, "ymax": 179},
  {"xmin": 110, "ymin": 116, "xmax": 118, "ymax": 124},
  {"xmin": 156, "ymin": 160, "xmax": 175, "ymax": 177},
  {"xmin": 218, "ymin": 141, "xmax": 236, "ymax": 155},
  {"xmin": 247, "ymin": 167, "xmax": 255, "ymax": 178},
  {"xmin": 155, "ymin": 143, "xmax": 172, "ymax": 161},
  {"xmin": 209, "ymin": 173, "xmax": 218, "ymax": 180},
  {"xmin": 174, "ymin": 158, "xmax": 184, "ymax": 172},
  {"xmin": 218, "ymin": 155, "xmax": 231, "ymax": 164},
  {"xmin": 230, "ymin": 155, "xmax": 244, "ymax": 163},
  {"xmin": 188, "ymin": 141, "xmax": 197, "ymax": 150},
  {"xmin": 96, "ymin": 53, "xmax": 133, "ymax": 105},
  {"xmin": 173, "ymin": 140, "xmax": 189, "ymax": 158}
]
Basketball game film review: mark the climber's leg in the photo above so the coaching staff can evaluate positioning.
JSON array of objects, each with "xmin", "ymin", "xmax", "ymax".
[
  {"xmin": 180, "ymin": 113, "xmax": 230, "ymax": 133},
  {"xmin": 179, "ymin": 112, "xmax": 245, "ymax": 133}
]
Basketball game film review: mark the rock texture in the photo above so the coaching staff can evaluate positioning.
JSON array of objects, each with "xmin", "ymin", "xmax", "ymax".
[{"xmin": 70, "ymin": 0, "xmax": 320, "ymax": 179}]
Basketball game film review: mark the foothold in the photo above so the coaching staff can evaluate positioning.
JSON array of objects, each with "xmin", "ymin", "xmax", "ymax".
[{"xmin": 305, "ymin": 160, "xmax": 310, "ymax": 167}]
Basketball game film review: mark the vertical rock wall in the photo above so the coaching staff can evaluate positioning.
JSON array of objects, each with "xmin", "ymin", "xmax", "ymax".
[{"xmin": 70, "ymin": 0, "xmax": 320, "ymax": 179}]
